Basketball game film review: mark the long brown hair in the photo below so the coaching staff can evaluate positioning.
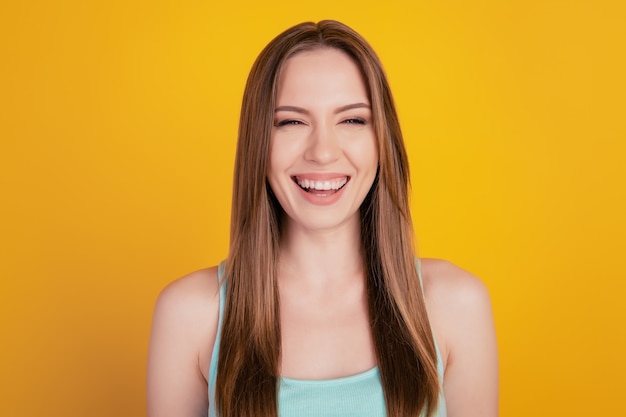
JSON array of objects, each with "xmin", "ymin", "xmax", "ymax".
[{"xmin": 216, "ymin": 20, "xmax": 440, "ymax": 417}]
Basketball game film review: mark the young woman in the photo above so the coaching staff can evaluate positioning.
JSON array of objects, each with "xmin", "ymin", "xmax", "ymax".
[{"xmin": 147, "ymin": 20, "xmax": 498, "ymax": 417}]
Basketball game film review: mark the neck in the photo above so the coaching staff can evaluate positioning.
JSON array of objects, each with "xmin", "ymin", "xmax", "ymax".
[{"xmin": 277, "ymin": 216, "xmax": 365, "ymax": 288}]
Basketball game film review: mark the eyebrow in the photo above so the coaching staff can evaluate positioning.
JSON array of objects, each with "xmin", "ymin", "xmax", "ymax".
[{"xmin": 274, "ymin": 102, "xmax": 371, "ymax": 115}]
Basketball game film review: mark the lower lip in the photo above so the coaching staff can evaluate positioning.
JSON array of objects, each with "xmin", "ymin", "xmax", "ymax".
[{"xmin": 296, "ymin": 182, "xmax": 347, "ymax": 206}]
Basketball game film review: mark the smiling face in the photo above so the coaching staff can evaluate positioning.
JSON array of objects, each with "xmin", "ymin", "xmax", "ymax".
[{"xmin": 268, "ymin": 47, "xmax": 379, "ymax": 233}]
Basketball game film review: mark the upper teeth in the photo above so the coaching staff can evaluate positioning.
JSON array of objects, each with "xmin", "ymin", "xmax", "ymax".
[{"xmin": 296, "ymin": 177, "xmax": 347, "ymax": 191}]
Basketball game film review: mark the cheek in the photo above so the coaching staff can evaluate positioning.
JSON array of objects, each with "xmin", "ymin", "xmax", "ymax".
[
  {"xmin": 267, "ymin": 141, "xmax": 294, "ymax": 195},
  {"xmin": 268, "ymin": 140, "xmax": 285, "ymax": 177},
  {"xmin": 268, "ymin": 135, "xmax": 307, "ymax": 177},
  {"xmin": 270, "ymin": 135, "xmax": 290, "ymax": 162},
  {"xmin": 348, "ymin": 136, "xmax": 379, "ymax": 171}
]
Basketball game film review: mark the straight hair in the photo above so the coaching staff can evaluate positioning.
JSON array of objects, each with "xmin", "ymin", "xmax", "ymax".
[{"xmin": 216, "ymin": 20, "xmax": 440, "ymax": 417}]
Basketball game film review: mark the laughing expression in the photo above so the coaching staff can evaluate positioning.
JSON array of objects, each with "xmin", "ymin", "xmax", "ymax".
[{"xmin": 268, "ymin": 47, "xmax": 378, "ymax": 233}]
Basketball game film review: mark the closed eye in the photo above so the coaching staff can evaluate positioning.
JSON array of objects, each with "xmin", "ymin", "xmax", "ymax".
[
  {"xmin": 342, "ymin": 118, "xmax": 366, "ymax": 125},
  {"xmin": 275, "ymin": 119, "xmax": 304, "ymax": 127}
]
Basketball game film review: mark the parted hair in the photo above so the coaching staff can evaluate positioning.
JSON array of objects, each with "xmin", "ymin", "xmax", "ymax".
[{"xmin": 216, "ymin": 20, "xmax": 440, "ymax": 417}]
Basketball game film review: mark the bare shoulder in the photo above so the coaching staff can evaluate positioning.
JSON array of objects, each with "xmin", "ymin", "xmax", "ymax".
[
  {"xmin": 147, "ymin": 266, "xmax": 221, "ymax": 417},
  {"xmin": 419, "ymin": 258, "xmax": 499, "ymax": 416},
  {"xmin": 151, "ymin": 266, "xmax": 221, "ymax": 373},
  {"xmin": 419, "ymin": 258, "xmax": 492, "ymax": 312},
  {"xmin": 419, "ymin": 258, "xmax": 494, "ymax": 351},
  {"xmin": 154, "ymin": 266, "xmax": 220, "ymax": 320}
]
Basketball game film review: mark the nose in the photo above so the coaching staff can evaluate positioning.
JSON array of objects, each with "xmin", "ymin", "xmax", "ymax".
[{"xmin": 303, "ymin": 125, "xmax": 341, "ymax": 164}]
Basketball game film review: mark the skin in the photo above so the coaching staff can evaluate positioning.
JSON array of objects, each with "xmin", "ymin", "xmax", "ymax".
[{"xmin": 147, "ymin": 48, "xmax": 498, "ymax": 416}]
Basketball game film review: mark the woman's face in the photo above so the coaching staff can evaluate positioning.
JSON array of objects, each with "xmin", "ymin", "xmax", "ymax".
[{"xmin": 268, "ymin": 47, "xmax": 378, "ymax": 233}]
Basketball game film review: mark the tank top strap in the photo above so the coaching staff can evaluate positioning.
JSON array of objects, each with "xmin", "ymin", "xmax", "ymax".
[
  {"xmin": 208, "ymin": 261, "xmax": 227, "ymax": 417},
  {"xmin": 416, "ymin": 257, "xmax": 424, "ymax": 286},
  {"xmin": 415, "ymin": 257, "xmax": 445, "ymax": 379}
]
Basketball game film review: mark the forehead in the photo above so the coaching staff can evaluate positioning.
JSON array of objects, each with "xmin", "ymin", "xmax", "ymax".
[{"xmin": 275, "ymin": 48, "xmax": 369, "ymax": 106}]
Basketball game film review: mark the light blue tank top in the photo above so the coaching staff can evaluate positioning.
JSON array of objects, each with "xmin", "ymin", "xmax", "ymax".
[{"xmin": 208, "ymin": 262, "xmax": 447, "ymax": 417}]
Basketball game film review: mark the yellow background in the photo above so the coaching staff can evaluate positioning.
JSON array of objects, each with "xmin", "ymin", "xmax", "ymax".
[{"xmin": 1, "ymin": 1, "xmax": 624, "ymax": 415}]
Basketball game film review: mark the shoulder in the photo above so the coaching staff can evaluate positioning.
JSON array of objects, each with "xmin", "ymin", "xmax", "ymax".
[
  {"xmin": 152, "ymin": 266, "xmax": 221, "ymax": 342},
  {"xmin": 147, "ymin": 266, "xmax": 221, "ymax": 416},
  {"xmin": 154, "ymin": 266, "xmax": 220, "ymax": 317},
  {"xmin": 419, "ymin": 258, "xmax": 499, "ymax": 416},
  {"xmin": 152, "ymin": 265, "xmax": 221, "ymax": 350},
  {"xmin": 419, "ymin": 258, "xmax": 491, "ymax": 312},
  {"xmin": 418, "ymin": 258, "xmax": 495, "ymax": 363},
  {"xmin": 149, "ymin": 266, "xmax": 221, "ymax": 381}
]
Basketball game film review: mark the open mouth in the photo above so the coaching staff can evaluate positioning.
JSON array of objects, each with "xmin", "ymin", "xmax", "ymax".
[{"xmin": 292, "ymin": 176, "xmax": 350, "ymax": 194}]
